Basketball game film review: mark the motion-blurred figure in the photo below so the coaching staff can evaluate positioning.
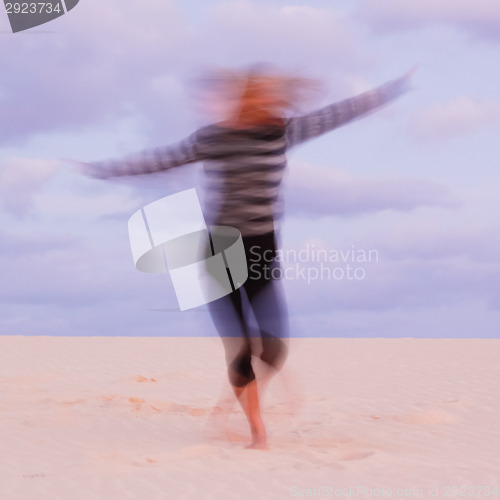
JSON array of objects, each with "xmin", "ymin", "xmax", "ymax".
[{"xmin": 73, "ymin": 64, "xmax": 415, "ymax": 449}]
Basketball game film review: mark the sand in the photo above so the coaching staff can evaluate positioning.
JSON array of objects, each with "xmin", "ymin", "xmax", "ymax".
[{"xmin": 1, "ymin": 336, "xmax": 498, "ymax": 499}]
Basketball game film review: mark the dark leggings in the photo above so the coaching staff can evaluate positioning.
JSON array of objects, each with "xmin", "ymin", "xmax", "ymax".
[{"xmin": 208, "ymin": 231, "xmax": 288, "ymax": 387}]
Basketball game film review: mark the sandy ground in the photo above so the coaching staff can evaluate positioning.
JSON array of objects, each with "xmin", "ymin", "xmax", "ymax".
[{"xmin": 0, "ymin": 336, "xmax": 498, "ymax": 499}]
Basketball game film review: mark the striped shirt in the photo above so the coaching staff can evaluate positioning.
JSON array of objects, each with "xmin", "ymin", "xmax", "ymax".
[{"xmin": 85, "ymin": 76, "xmax": 410, "ymax": 236}]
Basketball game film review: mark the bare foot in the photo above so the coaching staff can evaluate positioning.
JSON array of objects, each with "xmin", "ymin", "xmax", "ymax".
[
  {"xmin": 245, "ymin": 424, "xmax": 267, "ymax": 449},
  {"xmin": 245, "ymin": 434, "xmax": 268, "ymax": 450}
]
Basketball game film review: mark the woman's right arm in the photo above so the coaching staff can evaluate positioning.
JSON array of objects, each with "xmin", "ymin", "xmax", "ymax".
[{"xmin": 79, "ymin": 131, "xmax": 202, "ymax": 179}]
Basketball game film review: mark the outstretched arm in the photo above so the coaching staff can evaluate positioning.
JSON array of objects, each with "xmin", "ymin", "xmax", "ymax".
[
  {"xmin": 73, "ymin": 131, "xmax": 202, "ymax": 179},
  {"xmin": 286, "ymin": 70, "xmax": 414, "ymax": 148}
]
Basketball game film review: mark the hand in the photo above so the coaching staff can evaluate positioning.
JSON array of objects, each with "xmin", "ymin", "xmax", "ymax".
[
  {"xmin": 59, "ymin": 157, "xmax": 102, "ymax": 178},
  {"xmin": 396, "ymin": 64, "xmax": 419, "ymax": 94},
  {"xmin": 59, "ymin": 157, "xmax": 87, "ymax": 173},
  {"xmin": 404, "ymin": 64, "xmax": 419, "ymax": 80}
]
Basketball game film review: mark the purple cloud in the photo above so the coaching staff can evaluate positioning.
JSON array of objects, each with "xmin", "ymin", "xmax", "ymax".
[
  {"xmin": 359, "ymin": 0, "xmax": 500, "ymax": 41},
  {"xmin": 409, "ymin": 96, "xmax": 500, "ymax": 141},
  {"xmin": 284, "ymin": 162, "xmax": 460, "ymax": 217},
  {"xmin": 0, "ymin": 158, "xmax": 59, "ymax": 216}
]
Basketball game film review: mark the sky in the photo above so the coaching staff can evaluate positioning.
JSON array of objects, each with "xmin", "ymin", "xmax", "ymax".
[{"xmin": 1, "ymin": 0, "xmax": 499, "ymax": 337}]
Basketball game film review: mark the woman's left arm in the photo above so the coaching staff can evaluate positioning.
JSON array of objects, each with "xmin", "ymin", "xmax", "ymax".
[{"xmin": 286, "ymin": 70, "xmax": 414, "ymax": 148}]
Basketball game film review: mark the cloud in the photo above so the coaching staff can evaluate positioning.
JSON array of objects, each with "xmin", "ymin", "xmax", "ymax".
[
  {"xmin": 0, "ymin": 157, "xmax": 59, "ymax": 215},
  {"xmin": 373, "ymin": 221, "xmax": 500, "ymax": 264},
  {"xmin": 274, "ymin": 227, "xmax": 500, "ymax": 318},
  {"xmin": 0, "ymin": 156, "xmax": 152, "ymax": 218},
  {"xmin": 359, "ymin": 0, "xmax": 500, "ymax": 41},
  {"xmin": 203, "ymin": 1, "xmax": 363, "ymax": 69},
  {"xmin": 0, "ymin": 0, "xmax": 365, "ymax": 147},
  {"xmin": 0, "ymin": 0, "xmax": 188, "ymax": 146},
  {"xmin": 0, "ymin": 244, "xmax": 185, "ymax": 335},
  {"xmin": 410, "ymin": 96, "xmax": 500, "ymax": 140},
  {"xmin": 0, "ymin": 230, "xmax": 78, "ymax": 256},
  {"xmin": 284, "ymin": 161, "xmax": 459, "ymax": 217}
]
